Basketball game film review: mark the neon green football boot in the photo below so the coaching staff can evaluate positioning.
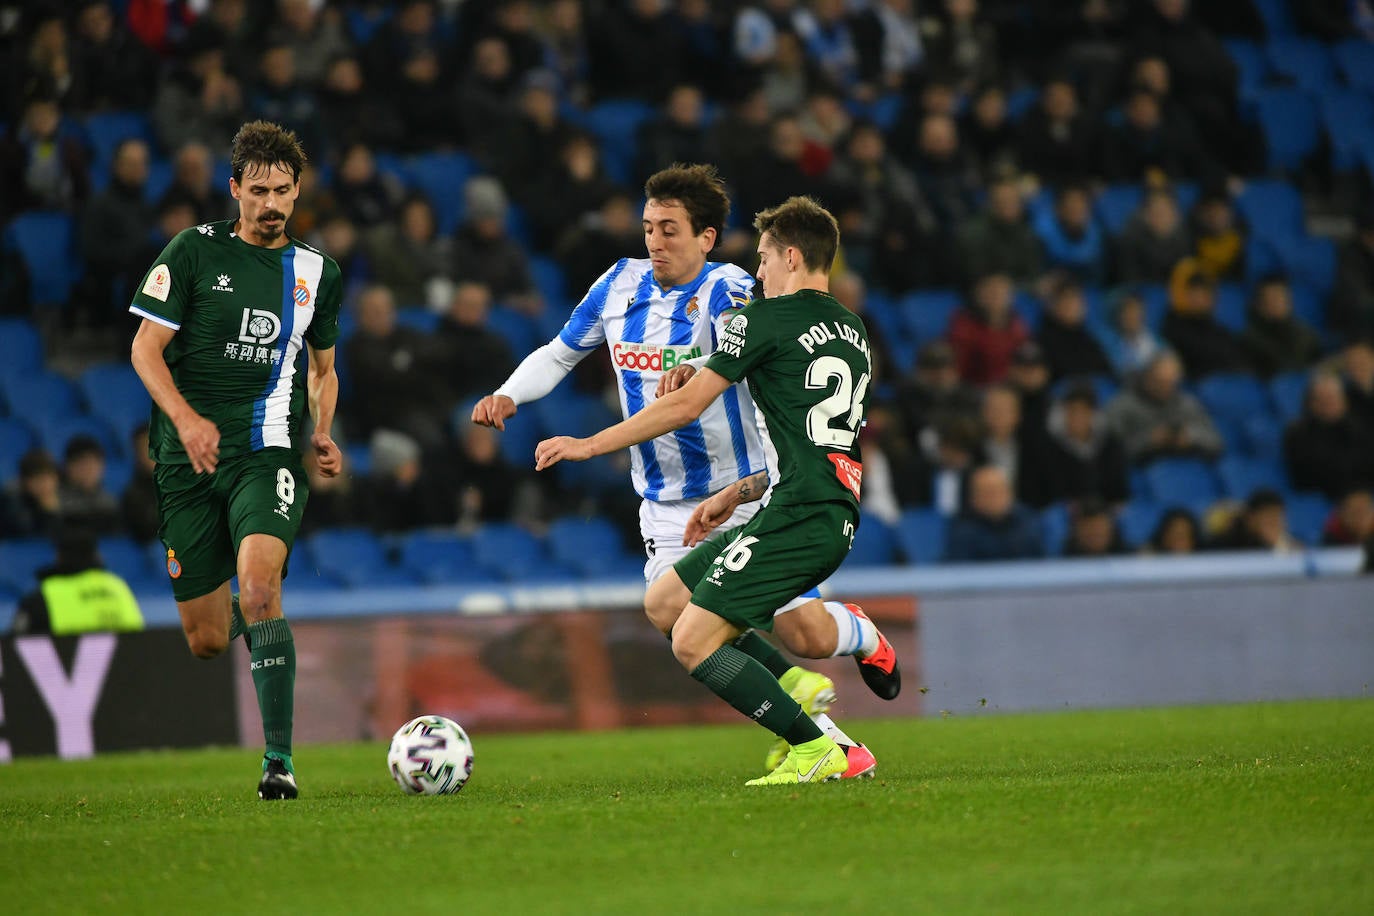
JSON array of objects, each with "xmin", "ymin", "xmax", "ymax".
[
  {"xmin": 746, "ymin": 736, "xmax": 848, "ymax": 786},
  {"xmin": 764, "ymin": 667, "xmax": 837, "ymax": 771}
]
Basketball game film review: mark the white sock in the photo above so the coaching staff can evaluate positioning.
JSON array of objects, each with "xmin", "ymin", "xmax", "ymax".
[
  {"xmin": 824, "ymin": 600, "xmax": 879, "ymax": 658},
  {"xmin": 813, "ymin": 712, "xmax": 857, "ymax": 747}
]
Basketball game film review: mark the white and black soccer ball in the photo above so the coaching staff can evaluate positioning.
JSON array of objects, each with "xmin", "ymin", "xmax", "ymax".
[{"xmin": 387, "ymin": 715, "xmax": 475, "ymax": 795}]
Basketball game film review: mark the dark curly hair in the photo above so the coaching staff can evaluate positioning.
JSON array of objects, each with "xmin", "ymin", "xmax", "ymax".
[
  {"xmin": 643, "ymin": 163, "xmax": 730, "ymax": 237},
  {"xmin": 230, "ymin": 120, "xmax": 307, "ymax": 184}
]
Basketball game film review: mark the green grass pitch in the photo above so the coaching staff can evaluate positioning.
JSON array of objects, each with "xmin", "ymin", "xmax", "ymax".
[{"xmin": 2, "ymin": 700, "xmax": 1371, "ymax": 915}]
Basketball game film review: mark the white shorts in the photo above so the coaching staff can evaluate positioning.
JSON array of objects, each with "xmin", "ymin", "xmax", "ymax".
[{"xmin": 639, "ymin": 497, "xmax": 813, "ymax": 615}]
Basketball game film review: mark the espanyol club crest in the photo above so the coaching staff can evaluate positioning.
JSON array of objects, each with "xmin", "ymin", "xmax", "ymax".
[{"xmin": 292, "ymin": 278, "xmax": 311, "ymax": 306}]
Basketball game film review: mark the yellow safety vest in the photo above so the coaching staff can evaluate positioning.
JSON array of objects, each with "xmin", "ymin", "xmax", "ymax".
[{"xmin": 40, "ymin": 569, "xmax": 145, "ymax": 636}]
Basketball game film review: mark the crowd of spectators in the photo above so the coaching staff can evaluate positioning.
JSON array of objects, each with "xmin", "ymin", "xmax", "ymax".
[{"xmin": 3, "ymin": 0, "xmax": 1374, "ymax": 568}]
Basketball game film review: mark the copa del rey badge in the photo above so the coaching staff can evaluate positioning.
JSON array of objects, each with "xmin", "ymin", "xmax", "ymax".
[{"xmin": 828, "ymin": 454, "xmax": 863, "ymax": 499}]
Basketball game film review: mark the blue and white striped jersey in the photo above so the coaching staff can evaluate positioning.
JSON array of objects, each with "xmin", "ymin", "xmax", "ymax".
[{"xmin": 558, "ymin": 258, "xmax": 770, "ymax": 502}]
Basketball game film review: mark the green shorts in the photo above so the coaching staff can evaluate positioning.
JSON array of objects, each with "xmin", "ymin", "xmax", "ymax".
[
  {"xmin": 673, "ymin": 501, "xmax": 858, "ymax": 632},
  {"xmin": 154, "ymin": 447, "xmax": 309, "ymax": 602}
]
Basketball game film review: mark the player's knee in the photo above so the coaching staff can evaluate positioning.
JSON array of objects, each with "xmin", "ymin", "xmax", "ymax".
[
  {"xmin": 644, "ymin": 577, "xmax": 685, "ymax": 636},
  {"xmin": 237, "ymin": 576, "xmax": 278, "ymax": 624},
  {"xmin": 670, "ymin": 636, "xmax": 708, "ymax": 671},
  {"xmin": 643, "ymin": 597, "xmax": 678, "ymax": 636},
  {"xmin": 185, "ymin": 626, "xmax": 227, "ymax": 659}
]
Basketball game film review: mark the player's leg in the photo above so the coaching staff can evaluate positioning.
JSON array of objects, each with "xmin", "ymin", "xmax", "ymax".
[
  {"xmin": 155, "ymin": 460, "xmax": 238, "ymax": 657},
  {"xmin": 773, "ymin": 598, "xmax": 901, "ymax": 700},
  {"xmin": 176, "ymin": 583, "xmax": 233, "ymax": 658}
]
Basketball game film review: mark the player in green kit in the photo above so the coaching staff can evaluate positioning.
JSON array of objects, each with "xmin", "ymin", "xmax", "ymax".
[
  {"xmin": 536, "ymin": 197, "xmax": 869, "ymax": 785},
  {"xmin": 129, "ymin": 121, "xmax": 343, "ymax": 799}
]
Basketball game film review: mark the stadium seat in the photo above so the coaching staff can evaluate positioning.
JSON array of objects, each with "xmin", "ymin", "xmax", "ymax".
[
  {"xmin": 485, "ymin": 305, "xmax": 539, "ymax": 357},
  {"xmin": 530, "ymin": 255, "xmax": 568, "ymax": 308},
  {"xmin": 77, "ymin": 363, "xmax": 152, "ymax": 443},
  {"xmin": 470, "ymin": 522, "xmax": 566, "ymax": 581},
  {"xmin": 0, "ymin": 317, "xmax": 44, "ymax": 383},
  {"xmin": 304, "ymin": 528, "xmax": 390, "ymax": 588},
  {"xmin": 1242, "ymin": 235, "xmax": 1282, "ymax": 284},
  {"xmin": 1005, "ymin": 86, "xmax": 1040, "ymax": 121},
  {"xmin": 1319, "ymin": 88, "xmax": 1374, "ymax": 172},
  {"xmin": 97, "ymin": 535, "xmax": 158, "ymax": 586},
  {"xmin": 847, "ymin": 518, "xmax": 899, "ymax": 566},
  {"xmin": 1, "ymin": 211, "xmax": 81, "ymax": 306},
  {"xmin": 1269, "ymin": 371, "xmax": 1310, "ymax": 423},
  {"xmin": 33, "ymin": 414, "xmax": 123, "ymax": 462},
  {"xmin": 405, "ymin": 152, "xmax": 478, "ymax": 235},
  {"xmin": 1276, "ymin": 236, "xmax": 1336, "ymax": 297},
  {"xmin": 0, "ymin": 417, "xmax": 35, "ymax": 481},
  {"xmin": 395, "ymin": 307, "xmax": 440, "ymax": 333},
  {"xmin": 1094, "ymin": 184, "xmax": 1144, "ymax": 234},
  {"xmin": 0, "ymin": 538, "xmax": 56, "ymax": 593},
  {"xmin": 487, "ymin": 408, "xmax": 544, "ymax": 469},
  {"xmin": 1217, "ymin": 455, "xmax": 1290, "ymax": 500},
  {"xmin": 1333, "ymin": 38, "xmax": 1374, "ymax": 92},
  {"xmin": 1235, "ymin": 179, "xmax": 1307, "ymax": 243},
  {"xmin": 898, "ymin": 289, "xmax": 961, "ymax": 345},
  {"xmin": 2, "ymin": 373, "xmax": 82, "ymax": 425},
  {"xmin": 82, "ymin": 110, "xmax": 155, "ymax": 172},
  {"xmin": 1196, "ymin": 373, "xmax": 1272, "ymax": 421},
  {"xmin": 582, "ymin": 100, "xmax": 655, "ymax": 186},
  {"xmin": 546, "ymin": 516, "xmax": 633, "ymax": 577},
  {"xmin": 1138, "ymin": 284, "xmax": 1171, "ymax": 331},
  {"xmin": 1039, "ymin": 503, "xmax": 1070, "ymax": 556},
  {"xmin": 1241, "ymin": 412, "xmax": 1284, "ymax": 460},
  {"xmin": 1289, "ymin": 281, "xmax": 1326, "ymax": 332},
  {"xmin": 1248, "ymin": 90, "xmax": 1320, "ymax": 173},
  {"xmin": 1213, "ymin": 283, "xmax": 1248, "ymax": 332},
  {"xmin": 1117, "ymin": 501, "xmax": 1166, "ymax": 549},
  {"xmin": 1266, "ymin": 38, "xmax": 1336, "ymax": 91},
  {"xmin": 1223, "ymin": 38, "xmax": 1271, "ymax": 99},
  {"xmin": 142, "ymin": 155, "xmax": 174, "ymax": 204},
  {"xmin": 1252, "ymin": 0, "xmax": 1295, "ymax": 36},
  {"xmin": 1285, "ymin": 492, "xmax": 1332, "ymax": 545},
  {"xmin": 103, "ymin": 455, "xmax": 133, "ymax": 494},
  {"xmin": 894, "ymin": 508, "xmax": 946, "ymax": 565},
  {"xmin": 1142, "ymin": 458, "xmax": 1221, "ymax": 510}
]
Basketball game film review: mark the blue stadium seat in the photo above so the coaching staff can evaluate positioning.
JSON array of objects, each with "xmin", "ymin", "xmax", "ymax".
[
  {"xmin": 1235, "ymin": 179, "xmax": 1306, "ymax": 243},
  {"xmin": 1005, "ymin": 86, "xmax": 1040, "ymax": 121},
  {"xmin": 1223, "ymin": 38, "xmax": 1271, "ymax": 99},
  {"xmin": 304, "ymin": 527, "xmax": 390, "ymax": 588},
  {"xmin": 1286, "ymin": 492, "xmax": 1332, "ymax": 545},
  {"xmin": 1094, "ymin": 184, "xmax": 1144, "ymax": 234},
  {"xmin": 103, "ymin": 455, "xmax": 133, "ymax": 494},
  {"xmin": 1333, "ymin": 38, "xmax": 1374, "ymax": 92},
  {"xmin": 1039, "ymin": 503, "xmax": 1070, "ymax": 556},
  {"xmin": 82, "ymin": 110, "xmax": 155, "ymax": 172},
  {"xmin": 1143, "ymin": 458, "xmax": 1221, "ymax": 509},
  {"xmin": 142, "ymin": 155, "xmax": 174, "ymax": 204},
  {"xmin": 1252, "ymin": 0, "xmax": 1295, "ymax": 36},
  {"xmin": 34, "ymin": 414, "xmax": 123, "ymax": 462},
  {"xmin": 1289, "ymin": 281, "xmax": 1326, "ymax": 331},
  {"xmin": 1213, "ymin": 282, "xmax": 1248, "ymax": 332},
  {"xmin": 487, "ymin": 408, "xmax": 544, "ymax": 469},
  {"xmin": 97, "ymin": 535, "xmax": 158, "ymax": 586},
  {"xmin": 485, "ymin": 305, "xmax": 539, "ymax": 357},
  {"xmin": 0, "ymin": 417, "xmax": 35, "ymax": 481},
  {"xmin": 2, "ymin": 211, "xmax": 81, "ymax": 306},
  {"xmin": 1117, "ymin": 501, "xmax": 1166, "ymax": 548},
  {"xmin": 395, "ymin": 307, "xmax": 440, "ymax": 333},
  {"xmin": 582, "ymin": 100, "xmax": 655, "ymax": 186},
  {"xmin": 1269, "ymin": 371, "xmax": 1309, "ymax": 423},
  {"xmin": 530, "ymin": 256, "xmax": 568, "ymax": 308},
  {"xmin": 847, "ymin": 518, "xmax": 899, "ymax": 566},
  {"xmin": 1248, "ymin": 90, "xmax": 1320, "ymax": 173},
  {"xmin": 0, "ymin": 317, "xmax": 43, "ymax": 383},
  {"xmin": 1275, "ymin": 236, "xmax": 1336, "ymax": 297},
  {"xmin": 2, "ymin": 372, "xmax": 82, "ymax": 425},
  {"xmin": 1242, "ymin": 412, "xmax": 1284, "ymax": 460},
  {"xmin": 405, "ymin": 152, "xmax": 478, "ymax": 235},
  {"xmin": 470, "ymin": 522, "xmax": 556, "ymax": 581},
  {"xmin": 395, "ymin": 530, "xmax": 493, "ymax": 584},
  {"xmin": 1319, "ymin": 88, "xmax": 1374, "ymax": 172},
  {"xmin": 1217, "ymin": 455, "xmax": 1290, "ymax": 500},
  {"xmin": 343, "ymin": 441, "xmax": 371, "ymax": 477},
  {"xmin": 1196, "ymin": 373, "xmax": 1272, "ymax": 421},
  {"xmin": 894, "ymin": 508, "xmax": 946, "ymax": 565},
  {"xmin": 1242, "ymin": 234, "xmax": 1282, "ymax": 283},
  {"xmin": 0, "ymin": 538, "xmax": 55, "ymax": 593},
  {"xmin": 1267, "ymin": 38, "xmax": 1337, "ymax": 91},
  {"xmin": 546, "ymin": 516, "xmax": 633, "ymax": 577},
  {"xmin": 899, "ymin": 289, "xmax": 960, "ymax": 345},
  {"xmin": 77, "ymin": 363, "xmax": 152, "ymax": 444}
]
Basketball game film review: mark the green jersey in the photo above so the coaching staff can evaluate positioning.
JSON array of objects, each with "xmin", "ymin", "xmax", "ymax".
[
  {"xmin": 704, "ymin": 289, "xmax": 870, "ymax": 511},
  {"xmin": 130, "ymin": 220, "xmax": 343, "ymax": 465}
]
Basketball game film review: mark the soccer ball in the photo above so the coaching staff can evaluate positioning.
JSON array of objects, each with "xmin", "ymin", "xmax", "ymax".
[{"xmin": 387, "ymin": 715, "xmax": 475, "ymax": 795}]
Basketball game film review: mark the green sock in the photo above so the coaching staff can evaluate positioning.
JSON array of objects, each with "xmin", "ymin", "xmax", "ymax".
[
  {"xmin": 732, "ymin": 630, "xmax": 792, "ymax": 680},
  {"xmin": 690, "ymin": 644, "xmax": 823, "ymax": 743},
  {"xmin": 248, "ymin": 617, "xmax": 295, "ymax": 762},
  {"xmin": 229, "ymin": 594, "xmax": 251, "ymax": 648}
]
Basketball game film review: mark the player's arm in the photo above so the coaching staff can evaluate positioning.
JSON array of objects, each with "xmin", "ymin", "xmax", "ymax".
[
  {"xmin": 130, "ymin": 319, "xmax": 220, "ymax": 474},
  {"xmin": 307, "ymin": 344, "xmax": 342, "ymax": 477},
  {"xmin": 535, "ymin": 368, "xmax": 732, "ymax": 470},
  {"xmin": 682, "ymin": 471, "xmax": 770, "ymax": 546},
  {"xmin": 472, "ymin": 337, "xmax": 588, "ymax": 430}
]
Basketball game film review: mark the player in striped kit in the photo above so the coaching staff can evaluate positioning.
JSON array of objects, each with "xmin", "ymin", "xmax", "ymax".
[{"xmin": 472, "ymin": 165, "xmax": 897, "ymax": 776}]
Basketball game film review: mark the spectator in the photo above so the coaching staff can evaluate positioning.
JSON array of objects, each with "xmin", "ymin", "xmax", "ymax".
[
  {"xmin": 588, "ymin": 0, "xmax": 687, "ymax": 102},
  {"xmin": 1033, "ymin": 183, "xmax": 1106, "ymax": 285},
  {"xmin": 1099, "ymin": 88, "xmax": 1208, "ymax": 184},
  {"xmin": 157, "ymin": 141, "xmax": 219, "ymax": 226},
  {"xmin": 1212, "ymin": 489, "xmax": 1302, "ymax": 553},
  {"xmin": 120, "ymin": 423, "xmax": 159, "ymax": 543},
  {"xmin": 316, "ymin": 54, "xmax": 403, "ymax": 156},
  {"xmin": 529, "ymin": 132, "xmax": 619, "ymax": 253},
  {"xmin": 356, "ymin": 429, "xmax": 457, "ymax": 533},
  {"xmin": 249, "ymin": 40, "xmax": 324, "ymax": 157},
  {"xmin": 945, "ymin": 464, "xmax": 1045, "ymax": 562},
  {"xmin": 733, "ymin": 0, "xmax": 809, "ymax": 76},
  {"xmin": 1242, "ymin": 276, "xmax": 1322, "ymax": 379},
  {"xmin": 456, "ymin": 36, "xmax": 519, "ymax": 164},
  {"xmin": 135, "ymin": 198, "xmax": 199, "ymax": 302},
  {"xmin": 1036, "ymin": 273, "xmax": 1113, "ymax": 381},
  {"xmin": 0, "ymin": 94, "xmax": 89, "ymax": 222},
  {"xmin": 948, "ymin": 272, "xmax": 1030, "ymax": 385},
  {"xmin": 69, "ymin": 0, "xmax": 160, "ymax": 111},
  {"xmin": 0, "ymin": 449, "xmax": 63, "ymax": 539},
  {"xmin": 555, "ymin": 192, "xmax": 642, "ymax": 296},
  {"xmin": 1340, "ymin": 339, "xmax": 1374, "ymax": 430},
  {"xmin": 1162, "ymin": 265, "xmax": 1250, "ymax": 377},
  {"xmin": 1147, "ymin": 506, "xmax": 1202, "ymax": 554},
  {"xmin": 363, "ymin": 193, "xmax": 452, "ymax": 309},
  {"xmin": 10, "ymin": 527, "xmax": 143, "ymax": 636},
  {"xmin": 832, "ymin": 272, "xmax": 897, "ymax": 389},
  {"xmin": 6, "ymin": 13, "xmax": 77, "ymax": 115},
  {"xmin": 395, "ymin": 44, "xmax": 459, "ymax": 153},
  {"xmin": 1017, "ymin": 77, "xmax": 1097, "ymax": 188},
  {"xmin": 334, "ymin": 142, "xmax": 404, "ymax": 230},
  {"xmin": 76, "ymin": 137, "xmax": 152, "ymax": 332},
  {"xmin": 710, "ymin": 89, "xmax": 772, "ymax": 184},
  {"xmin": 362, "ymin": 0, "xmax": 448, "ymax": 96},
  {"xmin": 435, "ymin": 282, "xmax": 516, "ymax": 407},
  {"xmin": 499, "ymin": 73, "xmax": 574, "ymax": 196},
  {"xmin": 1332, "ymin": 208, "xmax": 1374, "ymax": 341},
  {"xmin": 907, "ymin": 112, "xmax": 978, "ymax": 229},
  {"xmin": 454, "ymin": 422, "xmax": 542, "ymax": 529},
  {"xmin": 737, "ymin": 115, "xmax": 832, "ymax": 232},
  {"xmin": 1105, "ymin": 349, "xmax": 1223, "ymax": 464},
  {"xmin": 923, "ymin": 0, "xmax": 1000, "ymax": 95},
  {"xmin": 1322, "ymin": 490, "xmax": 1374, "ymax": 546},
  {"xmin": 538, "ymin": 0, "xmax": 590, "ymax": 100},
  {"xmin": 151, "ymin": 31, "xmax": 245, "ymax": 153},
  {"xmin": 343, "ymin": 285, "xmax": 449, "ymax": 450},
  {"xmin": 955, "ymin": 174, "xmax": 1043, "ymax": 286},
  {"xmin": 59, "ymin": 435, "xmax": 120, "ymax": 536},
  {"xmin": 1284, "ymin": 373, "xmax": 1374, "ymax": 499},
  {"xmin": 758, "ymin": 30, "xmax": 817, "ymax": 115},
  {"xmin": 273, "ymin": 0, "xmax": 353, "ymax": 88},
  {"xmin": 310, "ymin": 212, "xmax": 370, "ymax": 301},
  {"xmin": 1007, "ymin": 340, "xmax": 1054, "ymax": 434},
  {"xmin": 980, "ymin": 383, "xmax": 1040, "ymax": 501},
  {"xmin": 893, "ymin": 340, "xmax": 980, "ymax": 446},
  {"xmin": 1099, "ymin": 288, "xmax": 1163, "ymax": 378},
  {"xmin": 297, "ymin": 446, "xmax": 359, "ymax": 536},
  {"xmin": 1114, "ymin": 188, "xmax": 1191, "ymax": 285},
  {"xmin": 465, "ymin": 0, "xmax": 547, "ymax": 80},
  {"xmin": 911, "ymin": 415, "xmax": 983, "ymax": 515},
  {"xmin": 1030, "ymin": 380, "xmax": 1130, "ymax": 508},
  {"xmin": 1063, "ymin": 498, "xmax": 1129, "ymax": 557},
  {"xmin": 961, "ymin": 83, "xmax": 1017, "ymax": 181},
  {"xmin": 452, "ymin": 177, "xmax": 541, "ymax": 313},
  {"xmin": 186, "ymin": 0, "xmax": 257, "ymax": 84},
  {"xmin": 799, "ymin": 0, "xmax": 860, "ymax": 92},
  {"xmin": 849, "ymin": 0, "xmax": 924, "ymax": 93},
  {"xmin": 1190, "ymin": 189, "xmax": 1245, "ymax": 280}
]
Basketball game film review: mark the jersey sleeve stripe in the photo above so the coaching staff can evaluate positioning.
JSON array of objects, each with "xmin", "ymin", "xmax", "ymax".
[
  {"xmin": 128, "ymin": 304, "xmax": 180, "ymax": 331},
  {"xmin": 559, "ymin": 258, "xmax": 627, "ymax": 350}
]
